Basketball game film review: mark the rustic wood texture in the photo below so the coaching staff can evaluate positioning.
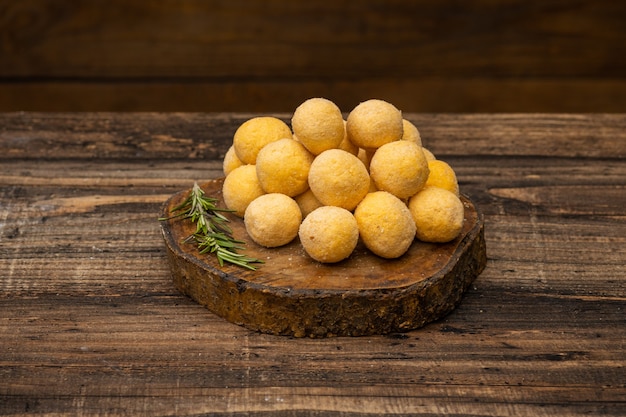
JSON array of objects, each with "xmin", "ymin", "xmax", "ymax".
[
  {"xmin": 1, "ymin": 112, "xmax": 625, "ymax": 415},
  {"xmin": 161, "ymin": 180, "xmax": 486, "ymax": 337},
  {"xmin": 2, "ymin": 0, "xmax": 626, "ymax": 112}
]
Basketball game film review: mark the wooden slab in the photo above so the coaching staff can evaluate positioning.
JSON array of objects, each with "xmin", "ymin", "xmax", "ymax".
[{"xmin": 160, "ymin": 179, "xmax": 486, "ymax": 337}]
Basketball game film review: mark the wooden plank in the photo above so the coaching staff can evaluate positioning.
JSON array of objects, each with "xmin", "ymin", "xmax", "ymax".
[
  {"xmin": 2, "ymin": 0, "xmax": 625, "ymax": 78},
  {"xmin": 1, "ymin": 296, "xmax": 625, "ymax": 415},
  {"xmin": 1, "ymin": 1, "xmax": 626, "ymax": 112},
  {"xmin": 2, "ymin": 113, "xmax": 625, "ymax": 159},
  {"xmin": 1, "ymin": 113, "xmax": 625, "ymax": 415},
  {"xmin": 2, "ymin": 78, "xmax": 626, "ymax": 113}
]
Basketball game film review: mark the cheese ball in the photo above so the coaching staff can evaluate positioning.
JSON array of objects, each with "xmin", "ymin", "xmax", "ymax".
[
  {"xmin": 369, "ymin": 140, "xmax": 430, "ymax": 199},
  {"xmin": 367, "ymin": 176, "xmax": 378, "ymax": 193},
  {"xmin": 233, "ymin": 117, "xmax": 292, "ymax": 164},
  {"xmin": 222, "ymin": 165, "xmax": 265, "ymax": 217},
  {"xmin": 298, "ymin": 206, "xmax": 359, "ymax": 263},
  {"xmin": 294, "ymin": 188, "xmax": 323, "ymax": 218},
  {"xmin": 346, "ymin": 99, "xmax": 403, "ymax": 150},
  {"xmin": 244, "ymin": 193, "xmax": 302, "ymax": 248},
  {"xmin": 223, "ymin": 145, "xmax": 244, "ymax": 176},
  {"xmin": 408, "ymin": 186, "xmax": 464, "ymax": 243},
  {"xmin": 422, "ymin": 147, "xmax": 436, "ymax": 162},
  {"xmin": 256, "ymin": 138, "xmax": 314, "ymax": 197},
  {"xmin": 308, "ymin": 149, "xmax": 370, "ymax": 211},
  {"xmin": 354, "ymin": 191, "xmax": 416, "ymax": 259},
  {"xmin": 401, "ymin": 119, "xmax": 422, "ymax": 146},
  {"xmin": 357, "ymin": 148, "xmax": 375, "ymax": 170},
  {"xmin": 425, "ymin": 160, "xmax": 460, "ymax": 196},
  {"xmin": 291, "ymin": 98, "xmax": 345, "ymax": 155},
  {"xmin": 337, "ymin": 121, "xmax": 359, "ymax": 155}
]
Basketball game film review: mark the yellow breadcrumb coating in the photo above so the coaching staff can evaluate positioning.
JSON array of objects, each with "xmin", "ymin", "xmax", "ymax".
[
  {"xmin": 368, "ymin": 176, "xmax": 378, "ymax": 193},
  {"xmin": 425, "ymin": 160, "xmax": 459, "ymax": 196},
  {"xmin": 294, "ymin": 188, "xmax": 323, "ymax": 218},
  {"xmin": 308, "ymin": 149, "xmax": 370, "ymax": 211},
  {"xmin": 223, "ymin": 145, "xmax": 244, "ymax": 176},
  {"xmin": 369, "ymin": 141, "xmax": 430, "ymax": 199},
  {"xmin": 354, "ymin": 191, "xmax": 416, "ymax": 259},
  {"xmin": 222, "ymin": 165, "xmax": 265, "ymax": 217},
  {"xmin": 233, "ymin": 117, "xmax": 292, "ymax": 165},
  {"xmin": 357, "ymin": 148, "xmax": 375, "ymax": 170},
  {"xmin": 298, "ymin": 206, "xmax": 359, "ymax": 263},
  {"xmin": 401, "ymin": 119, "xmax": 422, "ymax": 146},
  {"xmin": 291, "ymin": 98, "xmax": 345, "ymax": 155},
  {"xmin": 346, "ymin": 99, "xmax": 403, "ymax": 149},
  {"xmin": 255, "ymin": 138, "xmax": 314, "ymax": 197},
  {"xmin": 422, "ymin": 147, "xmax": 436, "ymax": 162},
  {"xmin": 337, "ymin": 121, "xmax": 359, "ymax": 155},
  {"xmin": 244, "ymin": 193, "xmax": 302, "ymax": 248},
  {"xmin": 408, "ymin": 186, "xmax": 464, "ymax": 243}
]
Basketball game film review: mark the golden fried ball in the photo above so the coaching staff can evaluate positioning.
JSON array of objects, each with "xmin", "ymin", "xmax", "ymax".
[
  {"xmin": 422, "ymin": 147, "xmax": 436, "ymax": 162},
  {"xmin": 294, "ymin": 188, "xmax": 323, "ymax": 219},
  {"xmin": 308, "ymin": 149, "xmax": 370, "ymax": 211},
  {"xmin": 357, "ymin": 148, "xmax": 375, "ymax": 170},
  {"xmin": 337, "ymin": 121, "xmax": 359, "ymax": 155},
  {"xmin": 425, "ymin": 160, "xmax": 459, "ymax": 196},
  {"xmin": 255, "ymin": 138, "xmax": 314, "ymax": 197},
  {"xmin": 222, "ymin": 165, "xmax": 265, "ymax": 217},
  {"xmin": 233, "ymin": 117, "xmax": 292, "ymax": 165},
  {"xmin": 223, "ymin": 145, "xmax": 244, "ymax": 176},
  {"xmin": 401, "ymin": 119, "xmax": 422, "ymax": 146},
  {"xmin": 369, "ymin": 140, "xmax": 430, "ymax": 199},
  {"xmin": 368, "ymin": 176, "xmax": 378, "ymax": 193},
  {"xmin": 298, "ymin": 206, "xmax": 359, "ymax": 263},
  {"xmin": 408, "ymin": 186, "xmax": 464, "ymax": 243},
  {"xmin": 346, "ymin": 99, "xmax": 403, "ymax": 150},
  {"xmin": 354, "ymin": 191, "xmax": 416, "ymax": 259},
  {"xmin": 291, "ymin": 98, "xmax": 345, "ymax": 155},
  {"xmin": 244, "ymin": 193, "xmax": 302, "ymax": 248}
]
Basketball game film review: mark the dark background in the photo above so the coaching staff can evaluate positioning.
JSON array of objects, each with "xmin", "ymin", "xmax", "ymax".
[{"xmin": 2, "ymin": 0, "xmax": 625, "ymax": 113}]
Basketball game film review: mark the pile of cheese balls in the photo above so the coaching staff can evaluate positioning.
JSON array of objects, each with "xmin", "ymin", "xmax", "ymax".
[{"xmin": 221, "ymin": 98, "xmax": 464, "ymax": 264}]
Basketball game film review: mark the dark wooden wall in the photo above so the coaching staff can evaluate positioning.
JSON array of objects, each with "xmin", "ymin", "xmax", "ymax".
[{"xmin": 1, "ymin": 0, "xmax": 625, "ymax": 113}]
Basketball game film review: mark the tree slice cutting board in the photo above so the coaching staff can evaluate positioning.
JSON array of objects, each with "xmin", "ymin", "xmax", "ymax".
[{"xmin": 160, "ymin": 179, "xmax": 486, "ymax": 338}]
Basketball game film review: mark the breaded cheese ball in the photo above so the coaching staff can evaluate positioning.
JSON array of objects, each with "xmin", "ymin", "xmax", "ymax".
[
  {"xmin": 357, "ymin": 148, "xmax": 375, "ymax": 170},
  {"xmin": 408, "ymin": 186, "xmax": 464, "ymax": 243},
  {"xmin": 233, "ymin": 116, "xmax": 292, "ymax": 164},
  {"xmin": 291, "ymin": 98, "xmax": 345, "ymax": 155},
  {"xmin": 256, "ymin": 138, "xmax": 314, "ymax": 197},
  {"xmin": 223, "ymin": 145, "xmax": 244, "ymax": 176},
  {"xmin": 346, "ymin": 99, "xmax": 403, "ymax": 150},
  {"xmin": 401, "ymin": 119, "xmax": 422, "ymax": 146},
  {"xmin": 354, "ymin": 191, "xmax": 416, "ymax": 259},
  {"xmin": 308, "ymin": 149, "xmax": 370, "ymax": 211},
  {"xmin": 425, "ymin": 160, "xmax": 460, "ymax": 196},
  {"xmin": 298, "ymin": 206, "xmax": 359, "ymax": 263},
  {"xmin": 337, "ymin": 121, "xmax": 359, "ymax": 155},
  {"xmin": 294, "ymin": 189, "xmax": 323, "ymax": 218},
  {"xmin": 367, "ymin": 176, "xmax": 378, "ymax": 193},
  {"xmin": 422, "ymin": 147, "xmax": 436, "ymax": 162},
  {"xmin": 222, "ymin": 165, "xmax": 265, "ymax": 217},
  {"xmin": 369, "ymin": 140, "xmax": 430, "ymax": 199},
  {"xmin": 244, "ymin": 193, "xmax": 302, "ymax": 248}
]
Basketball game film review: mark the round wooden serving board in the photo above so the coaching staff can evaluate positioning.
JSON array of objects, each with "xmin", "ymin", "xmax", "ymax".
[{"xmin": 160, "ymin": 179, "xmax": 487, "ymax": 338}]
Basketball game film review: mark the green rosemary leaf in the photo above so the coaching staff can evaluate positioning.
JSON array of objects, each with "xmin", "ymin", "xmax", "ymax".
[{"xmin": 160, "ymin": 182, "xmax": 263, "ymax": 270}]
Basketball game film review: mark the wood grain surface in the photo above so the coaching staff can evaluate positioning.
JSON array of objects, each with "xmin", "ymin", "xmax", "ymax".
[
  {"xmin": 161, "ymin": 180, "xmax": 485, "ymax": 337},
  {"xmin": 1, "ymin": 112, "xmax": 625, "ymax": 415},
  {"xmin": 2, "ymin": 0, "xmax": 626, "ymax": 112}
]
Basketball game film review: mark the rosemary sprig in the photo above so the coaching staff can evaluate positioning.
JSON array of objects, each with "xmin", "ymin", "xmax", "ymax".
[{"xmin": 161, "ymin": 182, "xmax": 263, "ymax": 270}]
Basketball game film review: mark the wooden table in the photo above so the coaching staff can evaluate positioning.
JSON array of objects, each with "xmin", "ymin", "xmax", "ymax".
[{"xmin": 1, "ymin": 113, "xmax": 625, "ymax": 416}]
